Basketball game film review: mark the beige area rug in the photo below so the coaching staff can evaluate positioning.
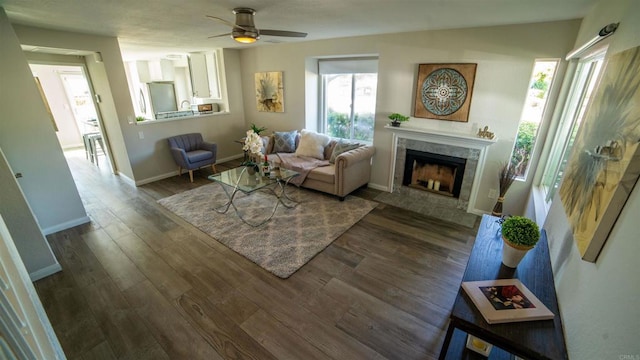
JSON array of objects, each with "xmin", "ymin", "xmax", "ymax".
[{"xmin": 157, "ymin": 183, "xmax": 377, "ymax": 278}]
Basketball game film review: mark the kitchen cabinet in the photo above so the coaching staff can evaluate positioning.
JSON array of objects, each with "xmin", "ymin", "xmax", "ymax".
[
  {"xmin": 136, "ymin": 59, "xmax": 175, "ymax": 83},
  {"xmin": 188, "ymin": 53, "xmax": 210, "ymax": 98}
]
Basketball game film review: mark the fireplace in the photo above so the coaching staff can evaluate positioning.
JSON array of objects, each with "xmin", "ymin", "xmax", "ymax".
[
  {"xmin": 403, "ymin": 149, "xmax": 467, "ymax": 198},
  {"xmin": 379, "ymin": 126, "xmax": 495, "ymax": 227}
]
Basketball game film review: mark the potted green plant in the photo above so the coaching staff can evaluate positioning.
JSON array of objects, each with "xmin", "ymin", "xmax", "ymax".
[
  {"xmin": 136, "ymin": 116, "xmax": 146, "ymax": 122},
  {"xmin": 500, "ymin": 216, "xmax": 540, "ymax": 268},
  {"xmin": 250, "ymin": 123, "xmax": 267, "ymax": 135},
  {"xmin": 388, "ymin": 113, "xmax": 410, "ymax": 127}
]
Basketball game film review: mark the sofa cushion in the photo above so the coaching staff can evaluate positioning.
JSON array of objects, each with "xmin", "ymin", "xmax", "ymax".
[
  {"xmin": 306, "ymin": 164, "xmax": 335, "ymax": 184},
  {"xmin": 261, "ymin": 135, "xmax": 272, "ymax": 155},
  {"xmin": 273, "ymin": 130, "xmax": 297, "ymax": 153},
  {"xmin": 324, "ymin": 139, "xmax": 338, "ymax": 160},
  {"xmin": 186, "ymin": 149, "xmax": 214, "ymax": 164},
  {"xmin": 295, "ymin": 130, "xmax": 331, "ymax": 160},
  {"xmin": 329, "ymin": 140, "xmax": 361, "ymax": 164}
]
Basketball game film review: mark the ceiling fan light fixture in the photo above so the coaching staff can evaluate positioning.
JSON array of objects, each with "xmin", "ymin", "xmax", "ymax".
[
  {"xmin": 207, "ymin": 7, "xmax": 306, "ymax": 44},
  {"xmin": 233, "ymin": 35, "xmax": 257, "ymax": 44},
  {"xmin": 232, "ymin": 27, "xmax": 259, "ymax": 44}
]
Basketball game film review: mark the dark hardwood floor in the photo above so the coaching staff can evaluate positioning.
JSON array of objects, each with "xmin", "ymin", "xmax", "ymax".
[{"xmin": 35, "ymin": 149, "xmax": 479, "ymax": 360}]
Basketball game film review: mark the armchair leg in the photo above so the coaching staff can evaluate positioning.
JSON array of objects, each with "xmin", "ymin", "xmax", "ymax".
[
  {"xmin": 177, "ymin": 166, "xmax": 182, "ymax": 176},
  {"xmin": 188, "ymin": 170, "xmax": 194, "ymax": 183},
  {"xmin": 212, "ymin": 164, "xmax": 217, "ymax": 173}
]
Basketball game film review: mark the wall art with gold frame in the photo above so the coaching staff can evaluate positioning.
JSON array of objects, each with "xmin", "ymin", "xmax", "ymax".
[{"xmin": 255, "ymin": 71, "xmax": 284, "ymax": 113}]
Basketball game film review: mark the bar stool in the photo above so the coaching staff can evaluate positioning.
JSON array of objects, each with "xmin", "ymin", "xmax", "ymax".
[
  {"xmin": 87, "ymin": 133, "xmax": 104, "ymax": 166},
  {"xmin": 82, "ymin": 132, "xmax": 100, "ymax": 161}
]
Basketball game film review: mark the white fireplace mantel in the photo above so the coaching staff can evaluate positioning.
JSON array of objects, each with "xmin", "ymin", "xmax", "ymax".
[
  {"xmin": 386, "ymin": 125, "xmax": 497, "ymax": 215},
  {"xmin": 384, "ymin": 125, "xmax": 497, "ymax": 149}
]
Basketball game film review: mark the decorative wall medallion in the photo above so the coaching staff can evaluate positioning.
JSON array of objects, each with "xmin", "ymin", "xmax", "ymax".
[
  {"xmin": 414, "ymin": 63, "xmax": 477, "ymax": 122},
  {"xmin": 422, "ymin": 68, "xmax": 467, "ymax": 115}
]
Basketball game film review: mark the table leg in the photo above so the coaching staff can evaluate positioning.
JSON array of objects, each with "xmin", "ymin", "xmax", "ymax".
[
  {"xmin": 438, "ymin": 321, "xmax": 456, "ymax": 360},
  {"xmin": 269, "ymin": 178, "xmax": 298, "ymax": 208},
  {"xmin": 211, "ymin": 168, "xmax": 298, "ymax": 227}
]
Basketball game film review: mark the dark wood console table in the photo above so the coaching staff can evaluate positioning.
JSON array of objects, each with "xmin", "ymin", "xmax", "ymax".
[{"xmin": 439, "ymin": 214, "xmax": 568, "ymax": 359}]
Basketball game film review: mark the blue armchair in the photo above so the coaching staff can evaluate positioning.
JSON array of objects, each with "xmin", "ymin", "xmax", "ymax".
[{"xmin": 168, "ymin": 133, "xmax": 217, "ymax": 182}]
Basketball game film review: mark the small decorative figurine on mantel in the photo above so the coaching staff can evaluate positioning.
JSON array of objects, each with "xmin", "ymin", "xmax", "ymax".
[{"xmin": 477, "ymin": 125, "xmax": 495, "ymax": 139}]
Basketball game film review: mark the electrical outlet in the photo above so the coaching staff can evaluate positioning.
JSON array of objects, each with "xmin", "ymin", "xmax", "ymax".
[
  {"xmin": 488, "ymin": 188, "xmax": 498, "ymax": 199},
  {"xmin": 138, "ymin": 131, "xmax": 144, "ymax": 139}
]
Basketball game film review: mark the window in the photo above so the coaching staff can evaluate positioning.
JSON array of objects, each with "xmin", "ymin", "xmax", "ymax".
[
  {"xmin": 319, "ymin": 59, "xmax": 378, "ymax": 142},
  {"xmin": 510, "ymin": 60, "xmax": 559, "ymax": 180},
  {"xmin": 541, "ymin": 54, "xmax": 605, "ymax": 202}
]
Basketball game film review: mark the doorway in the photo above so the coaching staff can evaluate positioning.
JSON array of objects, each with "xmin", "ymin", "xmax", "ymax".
[{"xmin": 29, "ymin": 63, "xmax": 114, "ymax": 173}]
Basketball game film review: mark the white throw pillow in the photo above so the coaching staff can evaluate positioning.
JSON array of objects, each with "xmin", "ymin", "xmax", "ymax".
[{"xmin": 295, "ymin": 130, "xmax": 331, "ymax": 160}]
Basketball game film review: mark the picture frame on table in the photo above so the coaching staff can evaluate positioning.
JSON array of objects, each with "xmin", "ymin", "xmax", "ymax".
[{"xmin": 461, "ymin": 279, "xmax": 554, "ymax": 324}]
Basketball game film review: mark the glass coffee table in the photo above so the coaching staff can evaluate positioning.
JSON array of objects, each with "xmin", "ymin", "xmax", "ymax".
[{"xmin": 207, "ymin": 166, "xmax": 299, "ymax": 227}]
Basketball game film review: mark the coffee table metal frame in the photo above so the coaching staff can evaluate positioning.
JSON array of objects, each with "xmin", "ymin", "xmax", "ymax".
[{"xmin": 207, "ymin": 166, "xmax": 299, "ymax": 227}]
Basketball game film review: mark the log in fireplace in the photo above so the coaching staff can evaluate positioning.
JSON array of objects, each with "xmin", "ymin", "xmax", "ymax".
[{"xmin": 402, "ymin": 149, "xmax": 467, "ymax": 198}]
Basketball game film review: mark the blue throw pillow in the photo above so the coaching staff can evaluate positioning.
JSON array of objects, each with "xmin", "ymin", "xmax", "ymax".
[
  {"xmin": 330, "ymin": 140, "xmax": 360, "ymax": 163},
  {"xmin": 273, "ymin": 131, "xmax": 297, "ymax": 153}
]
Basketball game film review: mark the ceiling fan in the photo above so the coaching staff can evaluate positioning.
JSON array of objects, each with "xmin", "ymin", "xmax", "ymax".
[{"xmin": 207, "ymin": 7, "xmax": 307, "ymax": 44}]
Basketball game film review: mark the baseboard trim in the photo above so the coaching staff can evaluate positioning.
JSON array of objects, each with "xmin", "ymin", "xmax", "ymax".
[
  {"xmin": 134, "ymin": 171, "xmax": 176, "ymax": 186},
  {"xmin": 41, "ymin": 216, "xmax": 91, "ymax": 235},
  {"xmin": 368, "ymin": 183, "xmax": 390, "ymax": 192},
  {"xmin": 29, "ymin": 262, "xmax": 62, "ymax": 282},
  {"xmin": 133, "ymin": 154, "xmax": 245, "ymax": 186},
  {"xmin": 117, "ymin": 172, "xmax": 137, "ymax": 187}
]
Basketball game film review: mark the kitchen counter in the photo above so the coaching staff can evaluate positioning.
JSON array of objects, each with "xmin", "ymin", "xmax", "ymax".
[{"xmin": 135, "ymin": 111, "xmax": 229, "ymax": 125}]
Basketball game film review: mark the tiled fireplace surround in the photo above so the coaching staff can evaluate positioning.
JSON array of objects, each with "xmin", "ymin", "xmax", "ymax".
[{"xmin": 377, "ymin": 126, "xmax": 495, "ymax": 227}]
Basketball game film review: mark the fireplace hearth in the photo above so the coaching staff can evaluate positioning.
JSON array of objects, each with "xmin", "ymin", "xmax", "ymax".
[
  {"xmin": 377, "ymin": 126, "xmax": 496, "ymax": 227},
  {"xmin": 403, "ymin": 149, "xmax": 466, "ymax": 198}
]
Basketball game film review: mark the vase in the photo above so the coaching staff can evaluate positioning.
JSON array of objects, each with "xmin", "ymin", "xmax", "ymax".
[
  {"xmin": 246, "ymin": 164, "xmax": 258, "ymax": 175},
  {"xmin": 390, "ymin": 121, "xmax": 401, "ymax": 127},
  {"xmin": 502, "ymin": 236, "xmax": 533, "ymax": 268},
  {"xmin": 491, "ymin": 196, "xmax": 504, "ymax": 216}
]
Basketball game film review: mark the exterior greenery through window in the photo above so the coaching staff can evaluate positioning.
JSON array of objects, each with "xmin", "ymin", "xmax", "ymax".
[
  {"xmin": 320, "ymin": 59, "xmax": 378, "ymax": 142},
  {"xmin": 541, "ymin": 55, "xmax": 604, "ymax": 202},
  {"xmin": 510, "ymin": 60, "xmax": 558, "ymax": 179}
]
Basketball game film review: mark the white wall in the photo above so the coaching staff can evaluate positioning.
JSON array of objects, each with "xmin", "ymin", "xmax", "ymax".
[
  {"xmin": 12, "ymin": 25, "xmax": 248, "ymax": 185},
  {"xmin": 238, "ymin": 20, "xmax": 580, "ymax": 214},
  {"xmin": 13, "ymin": 24, "xmax": 136, "ymax": 180},
  {"xmin": 0, "ymin": 147, "xmax": 60, "ymax": 280},
  {"xmin": 0, "ymin": 9, "xmax": 88, "ymax": 238},
  {"xmin": 544, "ymin": 0, "xmax": 640, "ymax": 358}
]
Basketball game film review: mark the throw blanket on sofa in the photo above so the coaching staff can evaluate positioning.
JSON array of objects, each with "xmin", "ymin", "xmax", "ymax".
[{"xmin": 277, "ymin": 153, "xmax": 330, "ymax": 186}]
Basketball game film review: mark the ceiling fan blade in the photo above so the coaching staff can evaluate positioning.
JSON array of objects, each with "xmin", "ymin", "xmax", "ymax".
[
  {"xmin": 260, "ymin": 29, "xmax": 307, "ymax": 38},
  {"xmin": 208, "ymin": 33, "xmax": 231, "ymax": 39},
  {"xmin": 205, "ymin": 15, "xmax": 250, "ymax": 31}
]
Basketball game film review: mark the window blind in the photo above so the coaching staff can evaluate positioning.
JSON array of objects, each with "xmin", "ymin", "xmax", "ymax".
[{"xmin": 318, "ymin": 58, "xmax": 378, "ymax": 74}]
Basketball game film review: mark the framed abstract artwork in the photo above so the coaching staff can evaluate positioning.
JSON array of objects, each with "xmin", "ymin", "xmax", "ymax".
[
  {"xmin": 255, "ymin": 71, "xmax": 284, "ymax": 112},
  {"xmin": 559, "ymin": 46, "xmax": 640, "ymax": 262},
  {"xmin": 414, "ymin": 63, "xmax": 477, "ymax": 122}
]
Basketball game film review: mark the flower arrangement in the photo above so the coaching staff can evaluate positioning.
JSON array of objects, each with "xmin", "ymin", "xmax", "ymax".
[
  {"xmin": 501, "ymin": 216, "xmax": 540, "ymax": 248},
  {"xmin": 242, "ymin": 129, "xmax": 264, "ymax": 167}
]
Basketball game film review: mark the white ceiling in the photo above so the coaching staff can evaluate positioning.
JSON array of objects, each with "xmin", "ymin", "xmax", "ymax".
[{"xmin": 2, "ymin": 0, "xmax": 597, "ymax": 60}]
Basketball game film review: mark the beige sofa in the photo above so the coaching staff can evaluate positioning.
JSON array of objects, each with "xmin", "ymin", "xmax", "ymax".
[{"xmin": 262, "ymin": 134, "xmax": 375, "ymax": 200}]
